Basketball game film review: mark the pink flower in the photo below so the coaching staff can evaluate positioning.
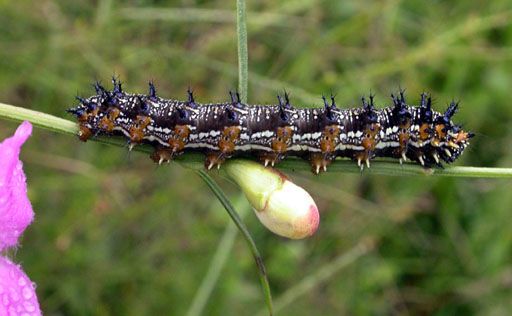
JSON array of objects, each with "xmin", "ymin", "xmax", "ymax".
[{"xmin": 0, "ymin": 121, "xmax": 42, "ymax": 316}]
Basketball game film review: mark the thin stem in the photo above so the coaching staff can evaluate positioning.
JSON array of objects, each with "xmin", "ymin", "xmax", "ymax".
[
  {"xmin": 277, "ymin": 159, "xmax": 512, "ymax": 178},
  {"xmin": 0, "ymin": 102, "xmax": 77, "ymax": 136},
  {"xmin": 196, "ymin": 170, "xmax": 274, "ymax": 316},
  {"xmin": 237, "ymin": 0, "xmax": 248, "ymax": 103}
]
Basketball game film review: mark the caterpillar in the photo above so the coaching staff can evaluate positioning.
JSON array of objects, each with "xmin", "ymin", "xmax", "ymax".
[{"xmin": 67, "ymin": 78, "xmax": 473, "ymax": 174}]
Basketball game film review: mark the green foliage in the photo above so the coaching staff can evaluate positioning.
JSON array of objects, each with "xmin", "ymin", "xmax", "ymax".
[{"xmin": 1, "ymin": 0, "xmax": 512, "ymax": 315}]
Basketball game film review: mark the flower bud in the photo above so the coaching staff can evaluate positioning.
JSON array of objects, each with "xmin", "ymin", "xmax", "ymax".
[{"xmin": 224, "ymin": 160, "xmax": 319, "ymax": 239}]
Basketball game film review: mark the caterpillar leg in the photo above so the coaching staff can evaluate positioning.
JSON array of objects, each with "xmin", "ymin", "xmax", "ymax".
[
  {"xmin": 205, "ymin": 152, "xmax": 226, "ymax": 170},
  {"xmin": 204, "ymin": 126, "xmax": 242, "ymax": 170},
  {"xmin": 309, "ymin": 153, "xmax": 334, "ymax": 174},
  {"xmin": 78, "ymin": 124, "xmax": 93, "ymax": 142},
  {"xmin": 259, "ymin": 151, "xmax": 284, "ymax": 167},
  {"xmin": 258, "ymin": 126, "xmax": 294, "ymax": 167},
  {"xmin": 310, "ymin": 125, "xmax": 341, "ymax": 174},
  {"xmin": 150, "ymin": 147, "xmax": 174, "ymax": 165}
]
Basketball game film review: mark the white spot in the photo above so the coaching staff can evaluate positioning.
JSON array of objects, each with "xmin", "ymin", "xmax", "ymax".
[
  {"xmin": 262, "ymin": 130, "xmax": 274, "ymax": 138},
  {"xmin": 311, "ymin": 132, "xmax": 322, "ymax": 139},
  {"xmin": 301, "ymin": 133, "xmax": 311, "ymax": 140},
  {"xmin": 235, "ymin": 144, "xmax": 272, "ymax": 151},
  {"xmin": 186, "ymin": 143, "xmax": 219, "ymax": 150},
  {"xmin": 375, "ymin": 141, "xmax": 399, "ymax": 149}
]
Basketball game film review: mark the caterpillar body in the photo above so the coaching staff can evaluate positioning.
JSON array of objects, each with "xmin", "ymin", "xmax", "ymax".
[{"xmin": 68, "ymin": 79, "xmax": 473, "ymax": 174}]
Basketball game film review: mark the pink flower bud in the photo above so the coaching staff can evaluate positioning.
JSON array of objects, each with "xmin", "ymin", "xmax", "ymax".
[{"xmin": 224, "ymin": 160, "xmax": 319, "ymax": 239}]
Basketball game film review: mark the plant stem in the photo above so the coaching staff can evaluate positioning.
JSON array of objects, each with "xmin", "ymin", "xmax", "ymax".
[
  {"xmin": 197, "ymin": 170, "xmax": 274, "ymax": 316},
  {"xmin": 237, "ymin": 0, "xmax": 248, "ymax": 103},
  {"xmin": 0, "ymin": 102, "xmax": 77, "ymax": 136}
]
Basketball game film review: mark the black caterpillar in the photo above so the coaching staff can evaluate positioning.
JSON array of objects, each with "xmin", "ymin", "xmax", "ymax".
[{"xmin": 68, "ymin": 78, "xmax": 473, "ymax": 174}]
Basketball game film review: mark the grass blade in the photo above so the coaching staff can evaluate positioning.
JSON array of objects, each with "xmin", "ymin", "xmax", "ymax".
[{"xmin": 237, "ymin": 0, "xmax": 249, "ymax": 103}]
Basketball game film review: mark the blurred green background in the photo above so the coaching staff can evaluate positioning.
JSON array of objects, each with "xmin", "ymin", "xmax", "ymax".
[{"xmin": 1, "ymin": 0, "xmax": 512, "ymax": 315}]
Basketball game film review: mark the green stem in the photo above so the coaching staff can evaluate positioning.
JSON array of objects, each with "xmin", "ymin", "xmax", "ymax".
[
  {"xmin": 0, "ymin": 102, "xmax": 77, "ymax": 136},
  {"xmin": 1, "ymin": 102, "xmax": 512, "ymax": 178},
  {"xmin": 196, "ymin": 170, "xmax": 274, "ymax": 316},
  {"xmin": 237, "ymin": 0, "xmax": 248, "ymax": 103}
]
